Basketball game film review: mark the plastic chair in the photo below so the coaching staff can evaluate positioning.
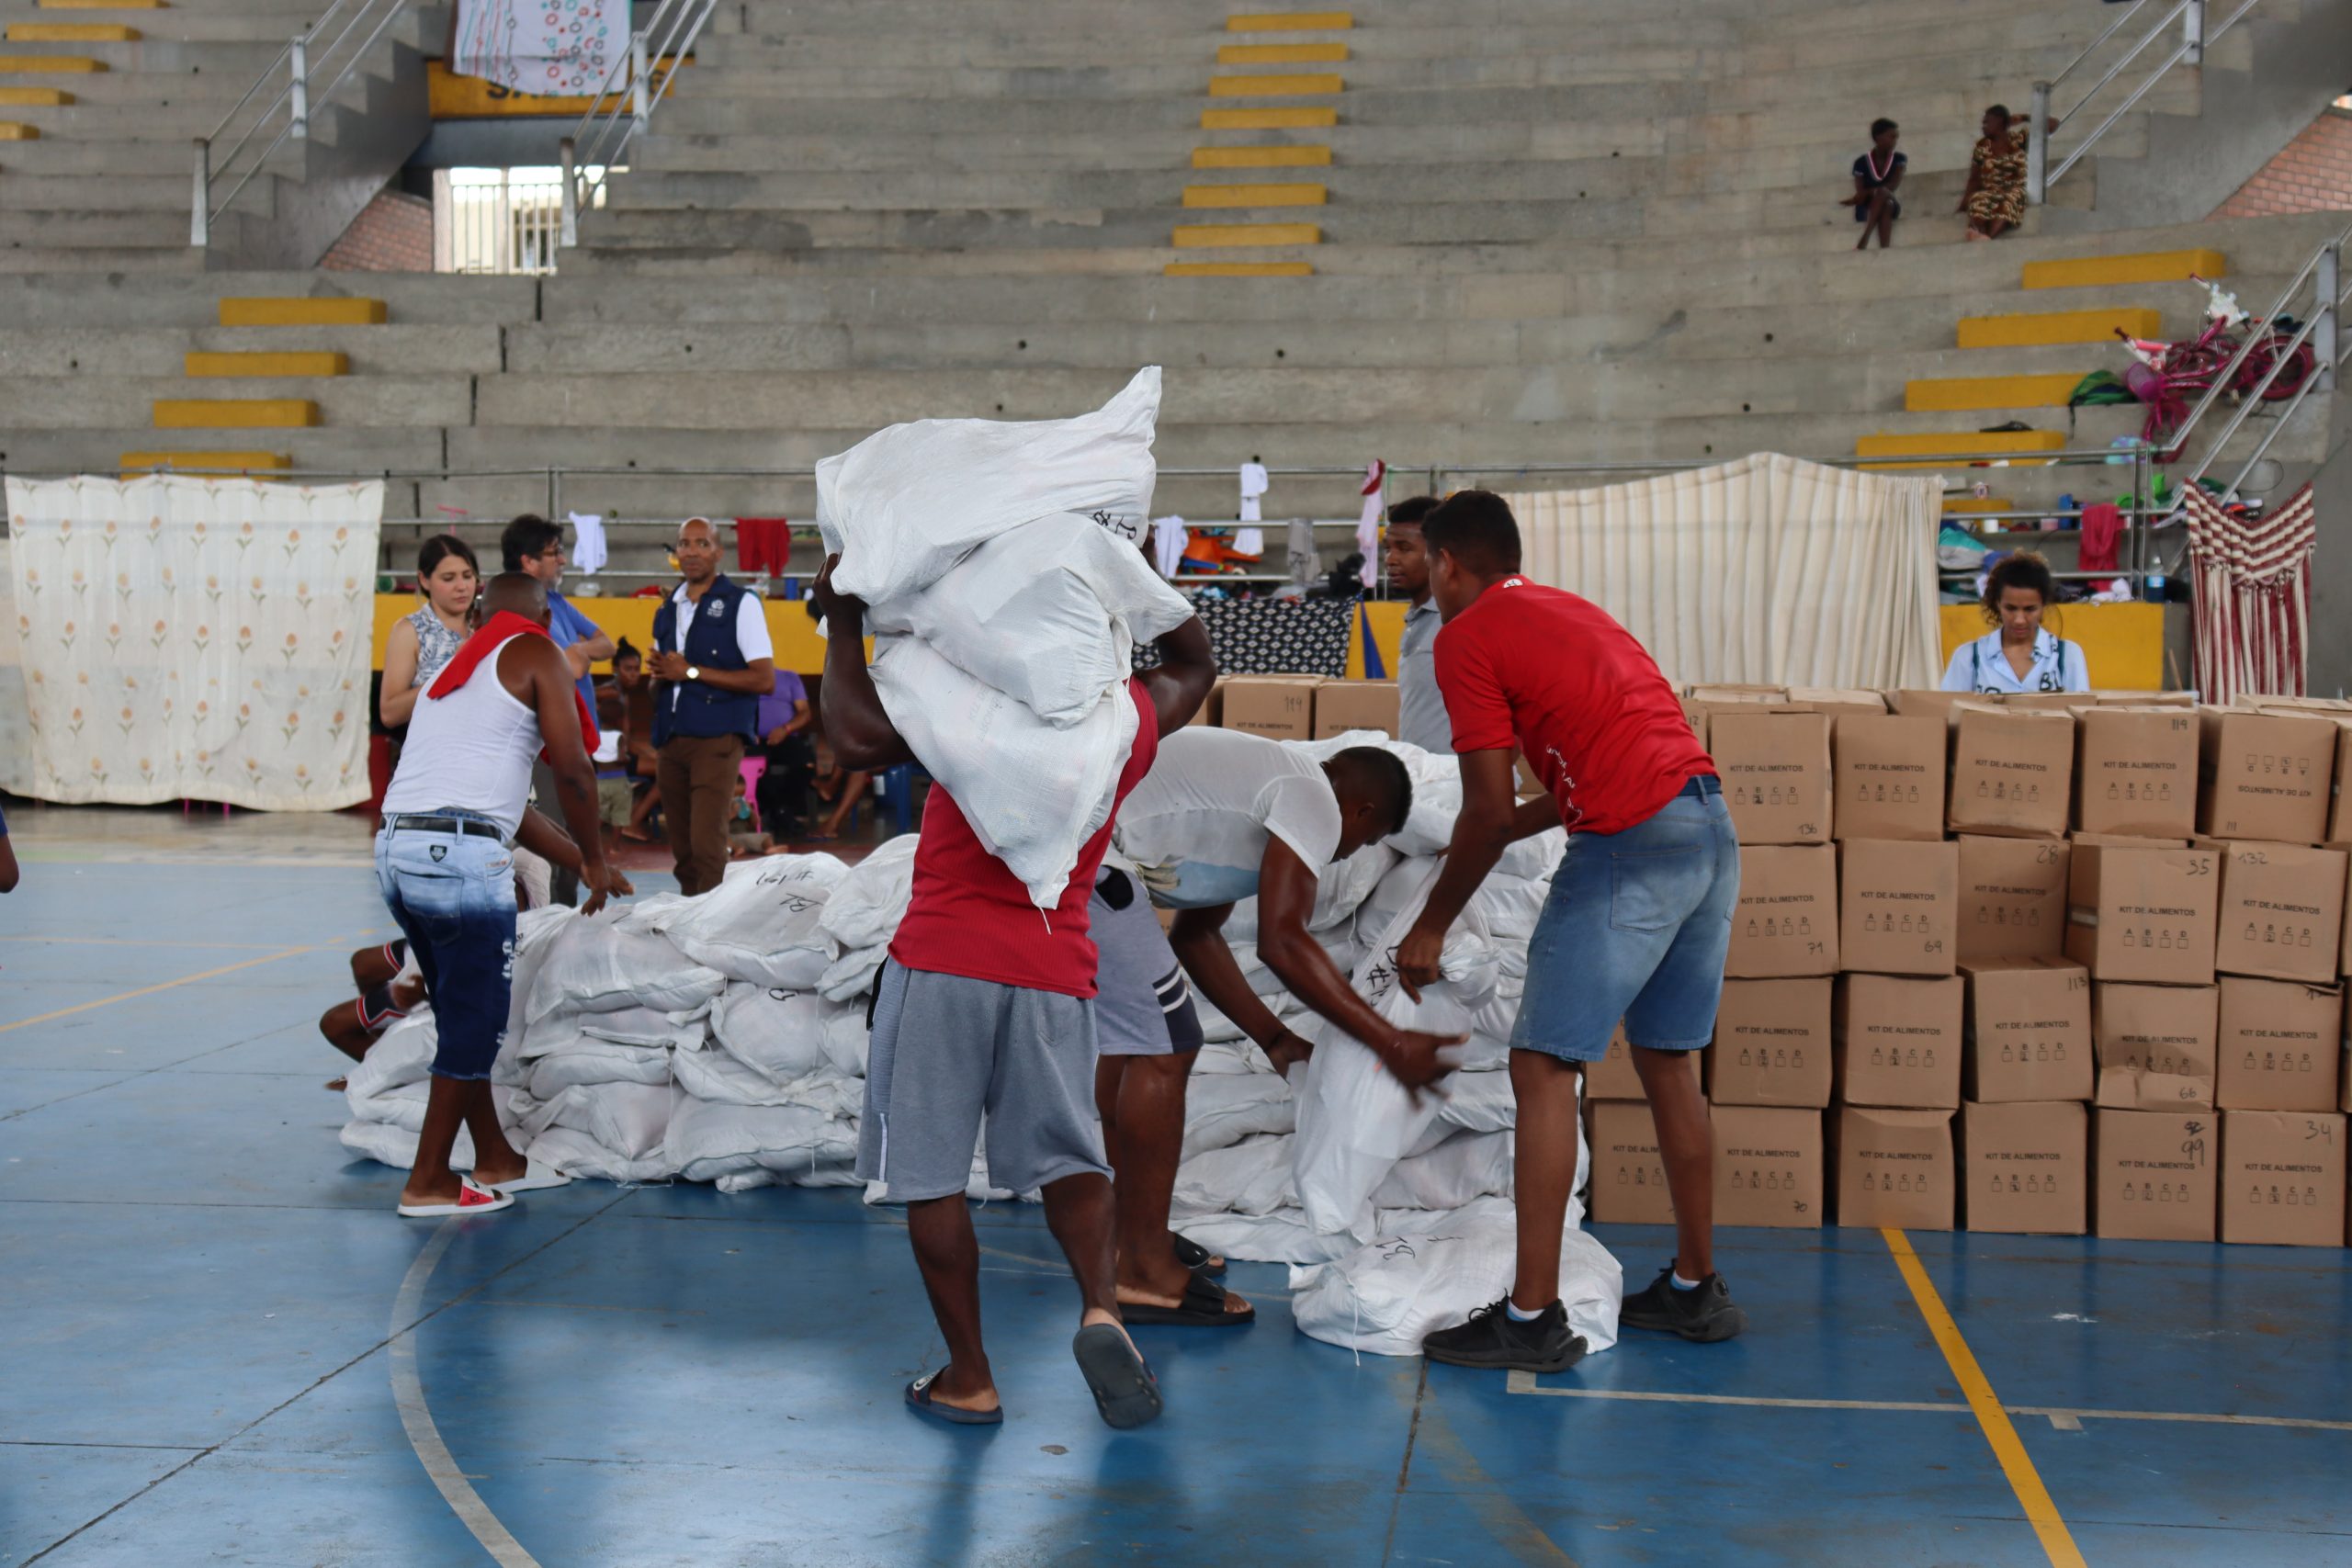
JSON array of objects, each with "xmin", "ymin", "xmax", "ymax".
[{"xmin": 738, "ymin": 756, "xmax": 768, "ymax": 833}]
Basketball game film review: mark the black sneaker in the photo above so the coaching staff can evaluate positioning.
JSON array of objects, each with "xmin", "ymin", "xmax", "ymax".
[
  {"xmin": 1618, "ymin": 1265, "xmax": 1747, "ymax": 1343},
  {"xmin": 1422, "ymin": 1298, "xmax": 1588, "ymax": 1373}
]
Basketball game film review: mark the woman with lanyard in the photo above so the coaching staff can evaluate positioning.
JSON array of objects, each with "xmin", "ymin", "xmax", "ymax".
[
  {"xmin": 1940, "ymin": 551, "xmax": 2093, "ymax": 694},
  {"xmin": 380, "ymin": 534, "xmax": 481, "ymax": 727}
]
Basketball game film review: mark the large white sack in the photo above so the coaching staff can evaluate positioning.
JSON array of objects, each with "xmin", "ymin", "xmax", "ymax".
[
  {"xmin": 504, "ymin": 906, "xmax": 576, "ymax": 1046},
  {"xmin": 526, "ymin": 1043, "xmax": 673, "ymax": 1098},
  {"xmin": 1470, "ymin": 873, "xmax": 1549, "ymax": 942},
  {"xmin": 1289, "ymin": 1196, "xmax": 1622, "ymax": 1358},
  {"xmin": 1171, "ymin": 1133, "xmax": 1298, "ymax": 1218},
  {"xmin": 526, "ymin": 916, "xmax": 726, "ymax": 1024},
  {"xmin": 815, "ymin": 367, "xmax": 1160, "ymax": 607},
  {"xmin": 1386, "ymin": 772, "xmax": 1462, "ymax": 857},
  {"xmin": 651, "ymin": 854, "xmax": 845, "ymax": 988},
  {"xmin": 707, "ymin": 983, "xmax": 833, "ymax": 1081},
  {"xmin": 352, "ymin": 1079, "xmax": 429, "ymax": 1133},
  {"xmin": 1371, "ymin": 1130, "xmax": 1514, "ymax": 1211},
  {"xmin": 1498, "ymin": 827, "xmax": 1567, "ymax": 883},
  {"xmin": 613, "ymin": 892, "xmax": 693, "ymax": 935},
  {"xmin": 345, "ymin": 1011, "xmax": 437, "ymax": 1109},
  {"xmin": 526, "ymin": 1124, "xmax": 674, "ymax": 1185},
  {"xmin": 1293, "ymin": 862, "xmax": 1498, "ymax": 1235},
  {"xmin": 517, "ymin": 1081, "xmax": 673, "ymax": 1160},
  {"xmin": 818, "ymin": 942, "xmax": 891, "ymax": 1004},
  {"xmin": 818, "ymin": 833, "xmax": 918, "ymax": 952},
  {"xmin": 883, "ymin": 511, "xmax": 1193, "ymax": 727},
  {"xmin": 340, "ymin": 1118, "xmax": 469, "ymax": 1171},
  {"xmin": 566, "ymin": 1005, "xmax": 707, "ymax": 1051},
  {"xmin": 1226, "ymin": 841, "xmax": 1400, "ymax": 944},
  {"xmin": 869, "ymin": 629, "xmax": 1138, "ymax": 908},
  {"xmin": 673, "ymin": 1045, "xmax": 863, "ymax": 1117},
  {"xmin": 1193, "ymin": 987, "xmax": 1302, "ymax": 1045},
  {"xmin": 1192, "ymin": 1041, "xmax": 1265, "ymax": 1075},
  {"xmin": 820, "ymin": 1003, "xmax": 870, "ymax": 1077},
  {"xmin": 1438, "ymin": 1066, "xmax": 1520, "ymax": 1135},
  {"xmin": 1164, "ymin": 1205, "xmax": 1367, "ymax": 1267},
  {"xmin": 664, "ymin": 1094, "xmax": 857, "ymax": 1183},
  {"xmin": 1182, "ymin": 1067, "xmax": 1298, "ymax": 1160},
  {"xmin": 716, "ymin": 1159, "xmax": 863, "ymax": 1194}
]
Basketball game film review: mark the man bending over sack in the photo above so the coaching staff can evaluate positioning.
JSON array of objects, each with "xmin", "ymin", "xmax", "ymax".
[
  {"xmin": 1395, "ymin": 491, "xmax": 1746, "ymax": 1372},
  {"xmin": 813, "ymin": 552, "xmax": 1217, "ymax": 1430},
  {"xmin": 375, "ymin": 573, "xmax": 628, "ymax": 1217},
  {"xmin": 1094, "ymin": 728, "xmax": 1461, "ymax": 1326}
]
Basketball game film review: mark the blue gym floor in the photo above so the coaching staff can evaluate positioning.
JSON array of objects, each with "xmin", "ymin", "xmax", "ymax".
[{"xmin": 5, "ymin": 834, "xmax": 2350, "ymax": 1567}]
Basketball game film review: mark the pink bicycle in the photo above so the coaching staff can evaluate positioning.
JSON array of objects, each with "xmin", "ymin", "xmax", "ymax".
[{"xmin": 2118, "ymin": 276, "xmax": 2315, "ymax": 456}]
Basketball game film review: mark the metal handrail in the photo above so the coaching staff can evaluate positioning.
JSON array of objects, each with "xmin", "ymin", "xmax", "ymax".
[
  {"xmin": 191, "ymin": 0, "xmax": 414, "ymax": 246},
  {"xmin": 2028, "ymin": 0, "xmax": 2262, "ymax": 205},
  {"xmin": 559, "ymin": 0, "xmax": 722, "ymax": 247}
]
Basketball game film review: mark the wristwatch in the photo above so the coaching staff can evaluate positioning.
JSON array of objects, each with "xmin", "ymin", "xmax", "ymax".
[{"xmin": 686, "ymin": 665, "xmax": 702, "ymax": 682}]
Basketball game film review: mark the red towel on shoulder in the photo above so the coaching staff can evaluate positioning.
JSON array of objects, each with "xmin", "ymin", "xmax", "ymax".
[{"xmin": 428, "ymin": 611, "xmax": 601, "ymax": 761}]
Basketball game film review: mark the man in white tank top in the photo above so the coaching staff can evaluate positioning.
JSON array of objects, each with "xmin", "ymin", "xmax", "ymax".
[{"xmin": 376, "ymin": 574, "xmax": 625, "ymax": 1217}]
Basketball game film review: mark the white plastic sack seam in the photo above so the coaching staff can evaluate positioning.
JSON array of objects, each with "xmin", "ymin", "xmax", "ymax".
[{"xmin": 1171, "ymin": 1133, "xmax": 1298, "ymax": 1218}]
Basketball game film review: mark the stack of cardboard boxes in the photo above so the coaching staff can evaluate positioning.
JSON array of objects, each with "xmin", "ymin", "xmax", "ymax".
[{"xmin": 1585, "ymin": 687, "xmax": 2352, "ymax": 1247}]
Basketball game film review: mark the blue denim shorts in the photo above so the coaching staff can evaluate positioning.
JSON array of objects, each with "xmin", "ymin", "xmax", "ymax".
[
  {"xmin": 1510, "ymin": 780, "xmax": 1741, "ymax": 1063},
  {"xmin": 374, "ymin": 818, "xmax": 518, "ymax": 1081}
]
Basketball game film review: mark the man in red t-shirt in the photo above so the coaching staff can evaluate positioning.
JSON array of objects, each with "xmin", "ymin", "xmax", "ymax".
[
  {"xmin": 1394, "ymin": 491, "xmax": 1747, "ymax": 1371},
  {"xmin": 812, "ymin": 555, "xmax": 1217, "ymax": 1431}
]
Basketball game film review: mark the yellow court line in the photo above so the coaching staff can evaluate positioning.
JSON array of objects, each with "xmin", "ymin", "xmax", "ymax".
[
  {"xmin": 1883, "ymin": 1229, "xmax": 2087, "ymax": 1568},
  {"xmin": 0, "ymin": 945, "xmax": 318, "ymax": 1034}
]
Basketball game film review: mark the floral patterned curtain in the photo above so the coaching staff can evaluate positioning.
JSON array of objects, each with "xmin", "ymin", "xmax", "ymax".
[
  {"xmin": 5, "ymin": 475, "xmax": 383, "ymax": 809},
  {"xmin": 451, "ymin": 0, "xmax": 632, "ymax": 96}
]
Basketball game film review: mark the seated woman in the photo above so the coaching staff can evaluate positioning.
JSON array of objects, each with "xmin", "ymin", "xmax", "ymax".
[
  {"xmin": 1846, "ymin": 118, "xmax": 1905, "ymax": 250},
  {"xmin": 1960, "ymin": 104, "xmax": 2032, "ymax": 241},
  {"xmin": 1940, "ymin": 551, "xmax": 2093, "ymax": 694},
  {"xmin": 609, "ymin": 638, "xmax": 666, "ymax": 843}
]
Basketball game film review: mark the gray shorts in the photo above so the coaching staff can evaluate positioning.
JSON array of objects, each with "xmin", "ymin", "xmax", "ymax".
[
  {"xmin": 854, "ymin": 959, "xmax": 1111, "ymax": 1203},
  {"xmin": 1091, "ymin": 870, "xmax": 1205, "ymax": 1058}
]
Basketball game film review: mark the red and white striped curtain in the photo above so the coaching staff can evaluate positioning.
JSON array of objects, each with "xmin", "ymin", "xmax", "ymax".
[{"xmin": 2184, "ymin": 484, "xmax": 2318, "ymax": 705}]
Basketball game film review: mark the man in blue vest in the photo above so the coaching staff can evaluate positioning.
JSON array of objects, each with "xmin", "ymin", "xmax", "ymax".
[{"xmin": 650, "ymin": 517, "xmax": 776, "ymax": 895}]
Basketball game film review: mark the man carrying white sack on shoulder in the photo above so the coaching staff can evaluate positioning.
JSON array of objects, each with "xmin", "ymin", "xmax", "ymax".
[
  {"xmin": 1092, "ymin": 726, "xmax": 1462, "ymax": 1327},
  {"xmin": 1394, "ymin": 490, "xmax": 1747, "ymax": 1373},
  {"xmin": 811, "ymin": 551, "xmax": 1217, "ymax": 1432}
]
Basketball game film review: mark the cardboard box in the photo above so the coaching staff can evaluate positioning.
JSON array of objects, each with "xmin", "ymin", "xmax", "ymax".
[
  {"xmin": 1834, "ymin": 1106, "xmax": 1955, "ymax": 1230},
  {"xmin": 1685, "ymin": 683, "xmax": 1788, "ymax": 705},
  {"xmin": 2324, "ymin": 723, "xmax": 2352, "ymax": 842},
  {"xmin": 2094, "ymin": 1109, "xmax": 2219, "ymax": 1240},
  {"xmin": 1886, "ymin": 690, "xmax": 1969, "ymax": 725},
  {"xmin": 2075, "ymin": 706, "xmax": 2200, "ymax": 839},
  {"xmin": 1962, "ymin": 956, "xmax": 2093, "ymax": 1102},
  {"xmin": 2098, "ymin": 690, "xmax": 2199, "ymax": 707},
  {"xmin": 2003, "ymin": 693, "xmax": 2093, "ymax": 714},
  {"xmin": 1219, "ymin": 675, "xmax": 1323, "ymax": 740},
  {"xmin": 1787, "ymin": 687, "xmax": 1888, "ymax": 717},
  {"xmin": 1948, "ymin": 703, "xmax": 2075, "ymax": 839},
  {"xmin": 2216, "ymin": 976, "xmax": 2343, "ymax": 1111},
  {"xmin": 1584, "ymin": 1021, "xmax": 1643, "ymax": 1100},
  {"xmin": 2220, "ymin": 1109, "xmax": 2347, "ymax": 1246},
  {"xmin": 1961, "ymin": 1100, "xmax": 2087, "ymax": 1235},
  {"xmin": 1725, "ymin": 844, "xmax": 1838, "ymax": 976},
  {"xmin": 1956, "ymin": 834, "xmax": 2070, "ymax": 962},
  {"xmin": 2094, "ymin": 981, "xmax": 2219, "ymax": 1109},
  {"xmin": 1834, "ymin": 974, "xmax": 1963, "ymax": 1109},
  {"xmin": 1712, "ymin": 1105, "xmax": 1826, "ymax": 1227},
  {"xmin": 1833, "ymin": 715, "xmax": 1947, "ymax": 842},
  {"xmin": 1706, "ymin": 977, "xmax": 1834, "ymax": 1108},
  {"xmin": 2199, "ymin": 707, "xmax": 2335, "ymax": 843},
  {"xmin": 2211, "ymin": 841, "xmax": 2346, "ymax": 984},
  {"xmin": 2063, "ymin": 843, "xmax": 2221, "ymax": 985},
  {"xmin": 1711, "ymin": 708, "xmax": 1833, "ymax": 845},
  {"xmin": 1311, "ymin": 680, "xmax": 1400, "ymax": 740},
  {"xmin": 1589, "ymin": 1098, "xmax": 1676, "ymax": 1224},
  {"xmin": 1184, "ymin": 676, "xmax": 1227, "ymax": 728},
  {"xmin": 1839, "ymin": 838, "xmax": 1959, "ymax": 976}
]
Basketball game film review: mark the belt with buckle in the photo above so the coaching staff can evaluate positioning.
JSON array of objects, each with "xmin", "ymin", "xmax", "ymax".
[{"xmin": 382, "ymin": 813, "xmax": 509, "ymax": 844}]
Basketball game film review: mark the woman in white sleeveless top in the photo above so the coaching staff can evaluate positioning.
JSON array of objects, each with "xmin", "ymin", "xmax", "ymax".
[{"xmin": 379, "ymin": 535, "xmax": 480, "ymax": 728}]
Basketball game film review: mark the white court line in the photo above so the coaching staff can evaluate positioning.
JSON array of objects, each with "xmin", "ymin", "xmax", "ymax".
[
  {"xmin": 390, "ymin": 1222, "xmax": 545, "ymax": 1568},
  {"xmin": 1504, "ymin": 1372, "xmax": 2352, "ymax": 1432}
]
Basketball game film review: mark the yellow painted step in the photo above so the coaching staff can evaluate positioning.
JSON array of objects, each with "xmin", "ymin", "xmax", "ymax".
[
  {"xmin": 1956, "ymin": 307, "xmax": 2163, "ymax": 349},
  {"xmin": 1227, "ymin": 11, "xmax": 1352, "ymax": 29},
  {"xmin": 184, "ymin": 351, "xmax": 349, "ymax": 378},
  {"xmin": 1182, "ymin": 181, "xmax": 1325, "ymax": 209},
  {"xmin": 1217, "ymin": 41, "xmax": 1346, "ymax": 63},
  {"xmin": 217, "ymin": 297, "xmax": 387, "ymax": 326},
  {"xmin": 39, "ymin": 0, "xmax": 166, "ymax": 8},
  {"xmin": 1171, "ymin": 221, "xmax": 1320, "ymax": 248},
  {"xmin": 6, "ymin": 21, "xmax": 141, "ymax": 40},
  {"xmin": 1164, "ymin": 260, "xmax": 1316, "ymax": 276},
  {"xmin": 0, "ymin": 86, "xmax": 68, "ymax": 105},
  {"xmin": 1942, "ymin": 496, "xmax": 2012, "ymax": 514},
  {"xmin": 2021, "ymin": 249, "xmax": 2225, "ymax": 290},
  {"xmin": 119, "ymin": 450, "xmax": 289, "ymax": 472},
  {"xmin": 0, "ymin": 121, "xmax": 39, "ymax": 140},
  {"xmin": 152, "ymin": 398, "xmax": 318, "ymax": 429},
  {"xmin": 1202, "ymin": 105, "xmax": 1336, "ymax": 130},
  {"xmin": 1904, "ymin": 372, "xmax": 2084, "ymax": 413},
  {"xmin": 1193, "ymin": 144, "xmax": 1329, "ymax": 168},
  {"xmin": 0, "ymin": 53, "xmax": 105, "ymax": 70},
  {"xmin": 1208, "ymin": 73, "xmax": 1341, "ymax": 96},
  {"xmin": 1856, "ymin": 429, "xmax": 2067, "ymax": 469}
]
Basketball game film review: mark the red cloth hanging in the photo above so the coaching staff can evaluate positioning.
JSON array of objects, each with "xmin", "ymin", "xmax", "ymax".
[
  {"xmin": 737, "ymin": 516, "xmax": 792, "ymax": 575},
  {"xmin": 2078, "ymin": 502, "xmax": 2123, "ymax": 573}
]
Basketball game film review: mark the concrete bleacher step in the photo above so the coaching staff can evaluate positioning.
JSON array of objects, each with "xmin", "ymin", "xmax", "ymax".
[
  {"xmin": 1902, "ymin": 373, "xmax": 2086, "ymax": 413},
  {"xmin": 0, "ymin": 324, "xmax": 498, "ymax": 376},
  {"xmin": 150, "ymin": 397, "xmax": 317, "ymax": 428},
  {"xmin": 4, "ymin": 22, "xmax": 140, "ymax": 42},
  {"xmin": 183, "ymin": 350, "xmax": 347, "ymax": 378},
  {"xmin": 117, "ymin": 449, "xmax": 289, "ymax": 472},
  {"xmin": 217, "ymin": 296, "xmax": 387, "ymax": 326},
  {"xmin": 2023, "ymin": 249, "xmax": 2229, "ymax": 289},
  {"xmin": 1956, "ymin": 308, "xmax": 2165, "ymax": 348}
]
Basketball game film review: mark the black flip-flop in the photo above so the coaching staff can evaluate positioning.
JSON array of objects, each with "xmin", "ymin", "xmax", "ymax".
[
  {"xmin": 1170, "ymin": 1233, "xmax": 1227, "ymax": 1277},
  {"xmin": 1120, "ymin": 1269, "xmax": 1256, "ymax": 1328},
  {"xmin": 904, "ymin": 1371, "xmax": 1002, "ymax": 1427},
  {"xmin": 1072, "ymin": 1324, "xmax": 1163, "ymax": 1430}
]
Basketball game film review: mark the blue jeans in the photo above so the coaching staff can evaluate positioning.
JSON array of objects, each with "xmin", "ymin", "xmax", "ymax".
[
  {"xmin": 1510, "ymin": 780, "xmax": 1741, "ymax": 1063},
  {"xmin": 374, "ymin": 818, "xmax": 517, "ymax": 1081}
]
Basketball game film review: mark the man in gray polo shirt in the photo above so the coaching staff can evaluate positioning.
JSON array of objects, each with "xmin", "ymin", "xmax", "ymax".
[{"xmin": 1383, "ymin": 496, "xmax": 1449, "ymax": 754}]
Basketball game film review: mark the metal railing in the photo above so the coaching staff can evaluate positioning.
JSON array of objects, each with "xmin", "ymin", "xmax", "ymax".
[
  {"xmin": 2028, "ymin": 0, "xmax": 2262, "ymax": 206},
  {"xmin": 191, "ymin": 0, "xmax": 416, "ymax": 246},
  {"xmin": 558, "ymin": 0, "xmax": 721, "ymax": 248}
]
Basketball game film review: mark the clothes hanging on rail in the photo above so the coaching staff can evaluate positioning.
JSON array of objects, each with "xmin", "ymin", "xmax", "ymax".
[
  {"xmin": 1238, "ymin": 461, "xmax": 1270, "ymax": 524},
  {"xmin": 451, "ymin": 0, "xmax": 630, "ymax": 96},
  {"xmin": 736, "ymin": 517, "xmax": 793, "ymax": 576},
  {"xmin": 1356, "ymin": 459, "xmax": 1386, "ymax": 589},
  {"xmin": 567, "ymin": 512, "xmax": 607, "ymax": 574},
  {"xmin": 1152, "ymin": 516, "xmax": 1190, "ymax": 580}
]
